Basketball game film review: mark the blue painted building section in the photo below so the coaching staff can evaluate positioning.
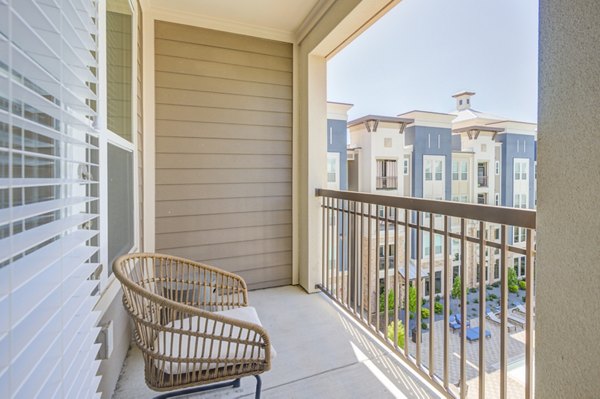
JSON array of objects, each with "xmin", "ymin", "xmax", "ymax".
[
  {"xmin": 405, "ymin": 125, "xmax": 452, "ymax": 260},
  {"xmin": 404, "ymin": 125, "xmax": 453, "ymax": 200},
  {"xmin": 497, "ymin": 132, "xmax": 536, "ymax": 245},
  {"xmin": 327, "ymin": 118, "xmax": 349, "ymax": 271},
  {"xmin": 327, "ymin": 119, "xmax": 348, "ymax": 190},
  {"xmin": 497, "ymin": 133, "xmax": 536, "ymax": 208}
]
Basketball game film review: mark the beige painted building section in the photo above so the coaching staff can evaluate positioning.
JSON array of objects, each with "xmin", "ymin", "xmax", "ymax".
[
  {"xmin": 153, "ymin": 21, "xmax": 293, "ymax": 289},
  {"xmin": 537, "ymin": 1, "xmax": 600, "ymax": 396}
]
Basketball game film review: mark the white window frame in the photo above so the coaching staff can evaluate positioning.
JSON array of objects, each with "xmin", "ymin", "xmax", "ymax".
[
  {"xmin": 327, "ymin": 152, "xmax": 340, "ymax": 188},
  {"xmin": 98, "ymin": 0, "xmax": 140, "ymax": 289}
]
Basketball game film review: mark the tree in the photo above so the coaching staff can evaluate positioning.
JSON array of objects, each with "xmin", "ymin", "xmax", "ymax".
[
  {"xmin": 379, "ymin": 290, "xmax": 395, "ymax": 313},
  {"xmin": 408, "ymin": 285, "xmax": 417, "ymax": 313},
  {"xmin": 387, "ymin": 321, "xmax": 405, "ymax": 349},
  {"xmin": 508, "ymin": 268, "xmax": 518, "ymax": 287},
  {"xmin": 452, "ymin": 276, "xmax": 461, "ymax": 299}
]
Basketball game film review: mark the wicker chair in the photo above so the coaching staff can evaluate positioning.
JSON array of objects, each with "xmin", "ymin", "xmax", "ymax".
[{"xmin": 113, "ymin": 253, "xmax": 273, "ymax": 399}]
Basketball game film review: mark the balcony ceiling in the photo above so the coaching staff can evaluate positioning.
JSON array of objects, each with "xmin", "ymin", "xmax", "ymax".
[{"xmin": 148, "ymin": 0, "xmax": 326, "ymax": 42}]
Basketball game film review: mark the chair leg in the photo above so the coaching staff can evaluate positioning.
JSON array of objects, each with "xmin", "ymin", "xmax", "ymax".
[
  {"xmin": 254, "ymin": 375, "xmax": 262, "ymax": 399},
  {"xmin": 153, "ymin": 378, "xmax": 241, "ymax": 399}
]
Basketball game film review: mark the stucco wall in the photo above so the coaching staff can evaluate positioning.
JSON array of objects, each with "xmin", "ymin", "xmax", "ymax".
[{"xmin": 536, "ymin": 1, "xmax": 600, "ymax": 397}]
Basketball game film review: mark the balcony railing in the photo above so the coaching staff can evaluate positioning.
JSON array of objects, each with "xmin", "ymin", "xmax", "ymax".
[
  {"xmin": 316, "ymin": 189, "xmax": 536, "ymax": 399},
  {"xmin": 478, "ymin": 175, "xmax": 488, "ymax": 187},
  {"xmin": 376, "ymin": 176, "xmax": 398, "ymax": 190}
]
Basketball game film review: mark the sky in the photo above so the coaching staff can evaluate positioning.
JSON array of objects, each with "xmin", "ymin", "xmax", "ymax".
[{"xmin": 327, "ymin": 0, "xmax": 539, "ymax": 123}]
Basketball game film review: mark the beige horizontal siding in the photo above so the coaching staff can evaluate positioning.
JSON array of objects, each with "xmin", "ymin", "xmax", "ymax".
[
  {"xmin": 156, "ymin": 224, "xmax": 291, "ymax": 250},
  {"xmin": 156, "ymin": 120, "xmax": 291, "ymax": 141},
  {"xmin": 155, "ymin": 55, "xmax": 291, "ymax": 86},
  {"xmin": 155, "ymin": 39, "xmax": 292, "ymax": 72},
  {"xmin": 155, "ymin": 154, "xmax": 291, "ymax": 169},
  {"xmin": 155, "ymin": 196, "xmax": 291, "ymax": 218},
  {"xmin": 155, "ymin": 137, "xmax": 291, "ymax": 155},
  {"xmin": 155, "ymin": 88, "xmax": 292, "ymax": 113},
  {"xmin": 155, "ymin": 71, "xmax": 292, "ymax": 99},
  {"xmin": 155, "ymin": 21, "xmax": 292, "ymax": 58},
  {"xmin": 155, "ymin": 21, "xmax": 292, "ymax": 289},
  {"xmin": 155, "ymin": 168, "xmax": 291, "ymax": 185},
  {"xmin": 156, "ymin": 210, "xmax": 291, "ymax": 234}
]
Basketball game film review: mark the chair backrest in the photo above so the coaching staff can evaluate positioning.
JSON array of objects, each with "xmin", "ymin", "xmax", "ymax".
[{"xmin": 113, "ymin": 253, "xmax": 249, "ymax": 354}]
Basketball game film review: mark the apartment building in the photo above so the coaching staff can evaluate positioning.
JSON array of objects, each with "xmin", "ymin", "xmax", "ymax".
[{"xmin": 347, "ymin": 92, "xmax": 537, "ymax": 294}]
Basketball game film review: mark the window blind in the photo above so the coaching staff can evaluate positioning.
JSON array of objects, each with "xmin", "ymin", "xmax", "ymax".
[{"xmin": 0, "ymin": 0, "xmax": 101, "ymax": 398}]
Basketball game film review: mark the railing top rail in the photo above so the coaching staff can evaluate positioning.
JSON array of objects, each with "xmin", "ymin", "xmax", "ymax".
[{"xmin": 315, "ymin": 188, "xmax": 536, "ymax": 229}]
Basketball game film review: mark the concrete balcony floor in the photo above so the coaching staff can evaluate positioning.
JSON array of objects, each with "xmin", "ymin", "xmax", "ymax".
[{"xmin": 114, "ymin": 285, "xmax": 441, "ymax": 399}]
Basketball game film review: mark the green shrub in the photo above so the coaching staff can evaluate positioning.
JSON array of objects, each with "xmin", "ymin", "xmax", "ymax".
[
  {"xmin": 473, "ymin": 298, "xmax": 479, "ymax": 304},
  {"xmin": 492, "ymin": 281, "xmax": 500, "ymax": 288},
  {"xmin": 449, "ymin": 309, "xmax": 453, "ymax": 315},
  {"xmin": 509, "ymin": 284, "xmax": 519, "ymax": 293},
  {"xmin": 379, "ymin": 290, "xmax": 395, "ymax": 312},
  {"xmin": 422, "ymin": 298, "xmax": 426, "ymax": 306},
  {"xmin": 489, "ymin": 293, "xmax": 498, "ymax": 300},
  {"xmin": 469, "ymin": 287, "xmax": 477, "ymax": 293},
  {"xmin": 387, "ymin": 321, "xmax": 405, "ymax": 349},
  {"xmin": 467, "ymin": 300, "xmax": 470, "ymax": 305},
  {"xmin": 434, "ymin": 302, "xmax": 443, "ymax": 314},
  {"xmin": 522, "ymin": 296, "xmax": 526, "ymax": 302},
  {"xmin": 421, "ymin": 322, "xmax": 428, "ymax": 330},
  {"xmin": 435, "ymin": 294, "xmax": 441, "ymax": 302},
  {"xmin": 486, "ymin": 285, "xmax": 493, "ymax": 290},
  {"xmin": 519, "ymin": 280, "xmax": 526, "ymax": 290},
  {"xmin": 410, "ymin": 313, "xmax": 414, "ymax": 319},
  {"xmin": 421, "ymin": 308, "xmax": 430, "ymax": 319}
]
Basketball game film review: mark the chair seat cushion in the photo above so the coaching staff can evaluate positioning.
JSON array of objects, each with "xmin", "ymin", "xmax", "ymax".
[{"xmin": 154, "ymin": 306, "xmax": 276, "ymax": 374}]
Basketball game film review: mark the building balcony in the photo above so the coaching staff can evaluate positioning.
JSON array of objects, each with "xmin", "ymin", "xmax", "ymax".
[
  {"xmin": 376, "ymin": 176, "xmax": 399, "ymax": 190},
  {"xmin": 114, "ymin": 285, "xmax": 440, "ymax": 399},
  {"xmin": 478, "ymin": 175, "xmax": 488, "ymax": 188}
]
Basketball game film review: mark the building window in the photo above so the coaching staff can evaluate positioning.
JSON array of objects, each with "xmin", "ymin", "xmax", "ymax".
[
  {"xmin": 327, "ymin": 153, "xmax": 340, "ymax": 185},
  {"xmin": 435, "ymin": 271, "xmax": 442, "ymax": 294},
  {"xmin": 379, "ymin": 243, "xmax": 395, "ymax": 270},
  {"xmin": 495, "ymin": 193, "xmax": 500, "ymax": 206},
  {"xmin": 513, "ymin": 256, "xmax": 526, "ymax": 278},
  {"xmin": 403, "ymin": 159, "xmax": 409, "ymax": 175},
  {"xmin": 107, "ymin": 1, "xmax": 133, "ymax": 141},
  {"xmin": 423, "ymin": 234, "xmax": 443, "ymax": 258},
  {"xmin": 514, "ymin": 193, "xmax": 528, "ymax": 209},
  {"xmin": 452, "ymin": 160, "xmax": 459, "ymax": 180},
  {"xmin": 376, "ymin": 159, "xmax": 397, "ymax": 189},
  {"xmin": 106, "ymin": 0, "xmax": 136, "ymax": 273},
  {"xmin": 514, "ymin": 159, "xmax": 528, "ymax": 180},
  {"xmin": 495, "ymin": 161, "xmax": 500, "ymax": 175},
  {"xmin": 424, "ymin": 159, "xmax": 433, "ymax": 181},
  {"xmin": 477, "ymin": 193, "xmax": 487, "ymax": 204},
  {"xmin": 461, "ymin": 160, "xmax": 468, "ymax": 180},
  {"xmin": 434, "ymin": 159, "xmax": 443, "ymax": 181}
]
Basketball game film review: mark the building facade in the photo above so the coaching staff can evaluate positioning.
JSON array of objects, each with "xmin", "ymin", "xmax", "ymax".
[{"xmin": 347, "ymin": 92, "xmax": 537, "ymax": 296}]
